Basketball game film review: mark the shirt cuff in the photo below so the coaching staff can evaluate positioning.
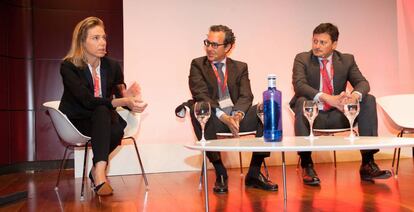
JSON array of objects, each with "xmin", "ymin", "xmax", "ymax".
[
  {"xmin": 314, "ymin": 92, "xmax": 323, "ymax": 102},
  {"xmin": 352, "ymin": 91, "xmax": 363, "ymax": 102},
  {"xmin": 215, "ymin": 108, "xmax": 225, "ymax": 118}
]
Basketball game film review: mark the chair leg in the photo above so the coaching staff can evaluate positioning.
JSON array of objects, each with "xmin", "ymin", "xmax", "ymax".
[
  {"xmin": 333, "ymin": 151, "xmax": 337, "ymax": 169},
  {"xmin": 395, "ymin": 130, "xmax": 404, "ymax": 175},
  {"xmin": 55, "ymin": 146, "xmax": 70, "ymax": 190},
  {"xmin": 80, "ymin": 142, "xmax": 89, "ymax": 201},
  {"xmin": 296, "ymin": 157, "xmax": 301, "ymax": 171},
  {"xmin": 263, "ymin": 160, "xmax": 269, "ymax": 179},
  {"xmin": 132, "ymin": 138, "xmax": 149, "ymax": 187},
  {"xmin": 392, "ymin": 148, "xmax": 397, "ymax": 168},
  {"xmin": 239, "ymin": 152, "xmax": 243, "ymax": 175},
  {"xmin": 396, "ymin": 147, "xmax": 401, "ymax": 176}
]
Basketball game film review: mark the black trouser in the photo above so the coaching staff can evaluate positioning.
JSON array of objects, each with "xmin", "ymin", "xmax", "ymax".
[
  {"xmin": 293, "ymin": 94, "xmax": 379, "ymax": 167},
  {"xmin": 71, "ymin": 105, "xmax": 127, "ymax": 165},
  {"xmin": 190, "ymin": 104, "xmax": 270, "ymax": 165}
]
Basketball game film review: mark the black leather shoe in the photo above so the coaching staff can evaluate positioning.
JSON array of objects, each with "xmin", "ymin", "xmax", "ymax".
[
  {"xmin": 302, "ymin": 164, "xmax": 320, "ymax": 185},
  {"xmin": 213, "ymin": 175, "xmax": 228, "ymax": 194},
  {"xmin": 245, "ymin": 173, "xmax": 278, "ymax": 191},
  {"xmin": 360, "ymin": 161, "xmax": 392, "ymax": 181}
]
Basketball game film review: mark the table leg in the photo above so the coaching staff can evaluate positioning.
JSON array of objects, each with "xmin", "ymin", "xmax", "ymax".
[
  {"xmin": 203, "ymin": 150, "xmax": 209, "ymax": 212},
  {"xmin": 282, "ymin": 152, "xmax": 287, "ymax": 201}
]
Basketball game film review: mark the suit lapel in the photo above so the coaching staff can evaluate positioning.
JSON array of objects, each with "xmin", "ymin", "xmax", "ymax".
[
  {"xmin": 100, "ymin": 59, "xmax": 108, "ymax": 98},
  {"xmin": 332, "ymin": 52, "xmax": 342, "ymax": 95},
  {"xmin": 226, "ymin": 58, "xmax": 236, "ymax": 97},
  {"xmin": 309, "ymin": 53, "xmax": 321, "ymax": 90},
  {"xmin": 203, "ymin": 58, "xmax": 218, "ymax": 98},
  {"xmin": 82, "ymin": 66, "xmax": 94, "ymax": 93},
  {"xmin": 82, "ymin": 59, "xmax": 109, "ymax": 97}
]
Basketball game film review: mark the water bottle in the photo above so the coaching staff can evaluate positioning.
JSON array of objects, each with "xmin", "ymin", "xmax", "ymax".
[{"xmin": 263, "ymin": 74, "xmax": 282, "ymax": 142}]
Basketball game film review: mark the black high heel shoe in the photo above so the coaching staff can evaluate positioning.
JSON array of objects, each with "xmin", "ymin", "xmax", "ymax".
[{"xmin": 93, "ymin": 182, "xmax": 113, "ymax": 196}]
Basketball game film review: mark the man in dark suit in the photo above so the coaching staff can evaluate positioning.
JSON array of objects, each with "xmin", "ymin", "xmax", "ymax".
[
  {"xmin": 188, "ymin": 25, "xmax": 277, "ymax": 194},
  {"xmin": 290, "ymin": 23, "xmax": 392, "ymax": 186}
]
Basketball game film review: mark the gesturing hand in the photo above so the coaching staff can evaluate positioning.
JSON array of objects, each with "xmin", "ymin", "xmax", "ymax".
[{"xmin": 124, "ymin": 82, "xmax": 142, "ymax": 99}]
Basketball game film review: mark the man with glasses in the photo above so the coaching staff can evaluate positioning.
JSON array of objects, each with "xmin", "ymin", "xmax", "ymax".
[
  {"xmin": 289, "ymin": 23, "xmax": 392, "ymax": 186},
  {"xmin": 188, "ymin": 25, "xmax": 277, "ymax": 194}
]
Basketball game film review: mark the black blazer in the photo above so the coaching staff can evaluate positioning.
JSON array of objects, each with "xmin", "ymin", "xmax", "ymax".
[
  {"xmin": 289, "ymin": 50, "xmax": 370, "ymax": 108},
  {"xmin": 59, "ymin": 57, "xmax": 125, "ymax": 119},
  {"xmin": 188, "ymin": 56, "xmax": 254, "ymax": 114}
]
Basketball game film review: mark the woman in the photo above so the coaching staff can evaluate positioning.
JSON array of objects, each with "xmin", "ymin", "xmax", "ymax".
[{"xmin": 59, "ymin": 17, "xmax": 147, "ymax": 196}]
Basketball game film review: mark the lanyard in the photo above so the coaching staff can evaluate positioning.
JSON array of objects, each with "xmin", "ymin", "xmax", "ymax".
[{"xmin": 211, "ymin": 63, "xmax": 228, "ymax": 93}]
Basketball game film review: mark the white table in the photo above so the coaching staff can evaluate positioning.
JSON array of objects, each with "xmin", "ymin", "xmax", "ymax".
[{"xmin": 185, "ymin": 136, "xmax": 414, "ymax": 211}]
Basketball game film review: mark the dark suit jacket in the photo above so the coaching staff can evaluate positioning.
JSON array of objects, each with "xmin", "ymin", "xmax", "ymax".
[
  {"xmin": 188, "ymin": 56, "xmax": 254, "ymax": 114},
  {"xmin": 289, "ymin": 50, "xmax": 370, "ymax": 108},
  {"xmin": 59, "ymin": 57, "xmax": 125, "ymax": 119}
]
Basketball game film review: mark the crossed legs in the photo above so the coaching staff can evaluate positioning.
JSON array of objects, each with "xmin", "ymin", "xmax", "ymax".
[{"xmin": 71, "ymin": 105, "xmax": 126, "ymax": 194}]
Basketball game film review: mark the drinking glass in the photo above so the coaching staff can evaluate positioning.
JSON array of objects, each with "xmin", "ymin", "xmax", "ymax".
[
  {"xmin": 194, "ymin": 101, "xmax": 211, "ymax": 143},
  {"xmin": 303, "ymin": 100, "xmax": 319, "ymax": 139},
  {"xmin": 256, "ymin": 101, "xmax": 264, "ymax": 124},
  {"xmin": 343, "ymin": 98, "xmax": 360, "ymax": 139}
]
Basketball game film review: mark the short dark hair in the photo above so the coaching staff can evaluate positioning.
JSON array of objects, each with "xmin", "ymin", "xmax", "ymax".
[
  {"xmin": 209, "ymin": 25, "xmax": 236, "ymax": 46},
  {"xmin": 313, "ymin": 23, "xmax": 339, "ymax": 42}
]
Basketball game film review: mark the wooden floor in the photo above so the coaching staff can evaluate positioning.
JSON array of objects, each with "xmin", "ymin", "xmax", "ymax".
[{"xmin": 1, "ymin": 159, "xmax": 414, "ymax": 212}]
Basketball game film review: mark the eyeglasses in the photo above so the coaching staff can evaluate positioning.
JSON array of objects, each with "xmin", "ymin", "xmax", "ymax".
[{"xmin": 203, "ymin": 39, "xmax": 227, "ymax": 49}]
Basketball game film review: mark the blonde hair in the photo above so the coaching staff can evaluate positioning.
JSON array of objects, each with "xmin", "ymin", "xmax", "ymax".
[{"xmin": 63, "ymin": 17, "xmax": 105, "ymax": 68}]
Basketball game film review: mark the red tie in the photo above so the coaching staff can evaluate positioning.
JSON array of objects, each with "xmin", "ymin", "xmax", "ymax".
[
  {"xmin": 92, "ymin": 69, "xmax": 101, "ymax": 97},
  {"xmin": 321, "ymin": 59, "xmax": 333, "ymax": 110}
]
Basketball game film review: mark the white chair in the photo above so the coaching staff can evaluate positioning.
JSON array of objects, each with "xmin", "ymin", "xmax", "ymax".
[
  {"xmin": 44, "ymin": 101, "xmax": 148, "ymax": 201},
  {"xmin": 287, "ymin": 106, "xmax": 357, "ymax": 169},
  {"xmin": 377, "ymin": 94, "xmax": 414, "ymax": 176},
  {"xmin": 43, "ymin": 101, "xmax": 90, "ymax": 201},
  {"xmin": 116, "ymin": 107, "xmax": 149, "ymax": 186}
]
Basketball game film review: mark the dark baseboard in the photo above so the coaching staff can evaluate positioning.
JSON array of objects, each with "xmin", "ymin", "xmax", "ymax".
[
  {"xmin": 0, "ymin": 191, "xmax": 28, "ymax": 206},
  {"xmin": 0, "ymin": 159, "xmax": 74, "ymax": 175}
]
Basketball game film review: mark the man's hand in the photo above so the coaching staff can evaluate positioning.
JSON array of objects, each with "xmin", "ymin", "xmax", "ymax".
[
  {"xmin": 341, "ymin": 92, "xmax": 360, "ymax": 107},
  {"xmin": 347, "ymin": 92, "xmax": 361, "ymax": 103},
  {"xmin": 219, "ymin": 114, "xmax": 240, "ymax": 137},
  {"xmin": 320, "ymin": 91, "xmax": 347, "ymax": 112},
  {"xmin": 233, "ymin": 112, "xmax": 244, "ymax": 123}
]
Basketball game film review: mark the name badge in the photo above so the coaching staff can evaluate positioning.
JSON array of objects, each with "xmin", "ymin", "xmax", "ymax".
[{"xmin": 219, "ymin": 97, "xmax": 234, "ymax": 109}]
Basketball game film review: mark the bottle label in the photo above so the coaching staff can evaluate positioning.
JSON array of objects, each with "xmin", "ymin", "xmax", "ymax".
[{"xmin": 263, "ymin": 98, "xmax": 282, "ymax": 142}]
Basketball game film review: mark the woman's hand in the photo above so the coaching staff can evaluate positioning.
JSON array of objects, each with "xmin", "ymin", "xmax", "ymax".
[
  {"xmin": 124, "ymin": 82, "xmax": 142, "ymax": 99},
  {"xmin": 125, "ymin": 97, "xmax": 147, "ymax": 113},
  {"xmin": 111, "ymin": 96, "xmax": 147, "ymax": 113}
]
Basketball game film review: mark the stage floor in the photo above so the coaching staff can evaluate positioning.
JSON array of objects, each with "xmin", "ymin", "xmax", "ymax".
[{"xmin": 1, "ymin": 159, "xmax": 413, "ymax": 211}]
